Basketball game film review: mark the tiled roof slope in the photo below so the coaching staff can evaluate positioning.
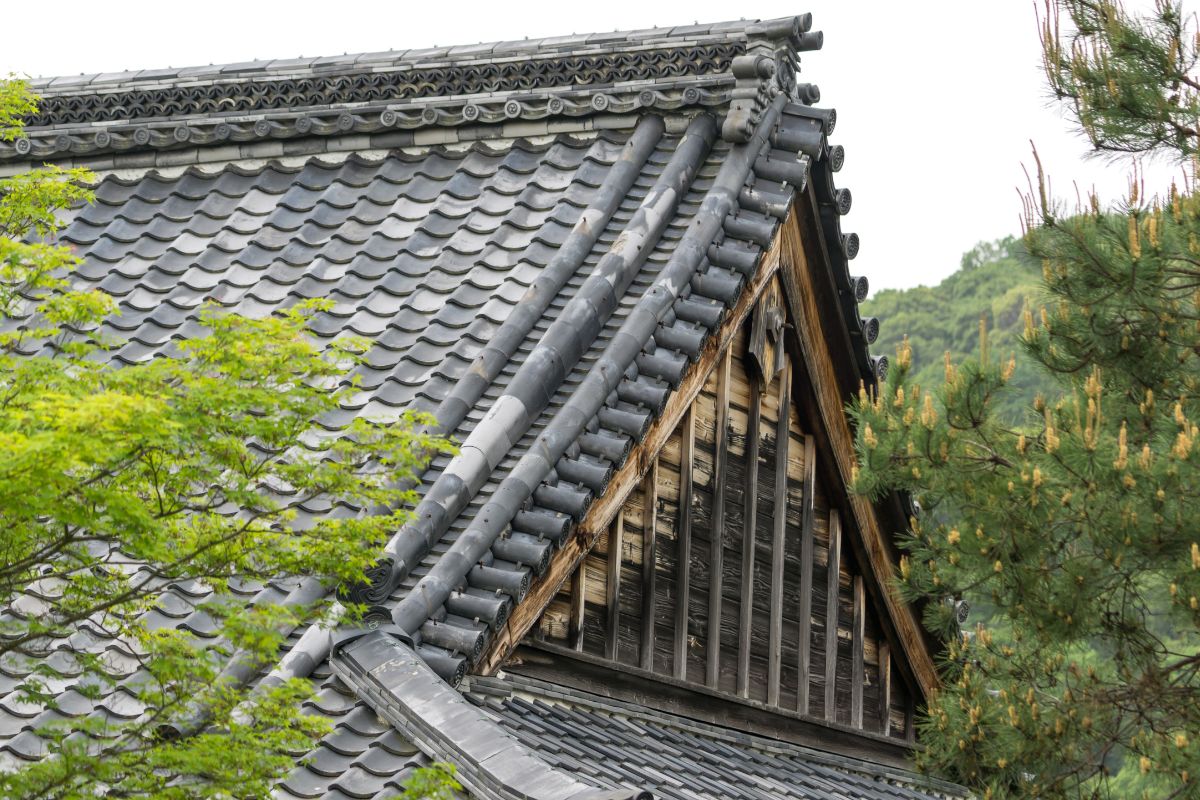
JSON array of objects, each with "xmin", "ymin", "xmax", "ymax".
[
  {"xmin": 0, "ymin": 13, "xmax": 907, "ymax": 800},
  {"xmin": 271, "ymin": 669, "xmax": 966, "ymax": 800}
]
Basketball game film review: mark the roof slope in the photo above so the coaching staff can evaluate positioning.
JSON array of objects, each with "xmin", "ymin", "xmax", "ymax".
[{"xmin": 0, "ymin": 14, "xmax": 913, "ymax": 800}]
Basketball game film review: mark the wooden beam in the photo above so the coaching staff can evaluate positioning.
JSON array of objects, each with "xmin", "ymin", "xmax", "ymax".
[
  {"xmin": 706, "ymin": 347, "xmax": 732, "ymax": 690},
  {"xmin": 736, "ymin": 376, "xmax": 761, "ymax": 698},
  {"xmin": 639, "ymin": 458, "xmax": 659, "ymax": 672},
  {"xmin": 796, "ymin": 433, "xmax": 816, "ymax": 714},
  {"xmin": 477, "ymin": 235, "xmax": 782, "ymax": 676},
  {"xmin": 778, "ymin": 196, "xmax": 939, "ymax": 699},
  {"xmin": 824, "ymin": 509, "xmax": 842, "ymax": 723},
  {"xmin": 605, "ymin": 515, "xmax": 623, "ymax": 661},
  {"xmin": 851, "ymin": 574, "xmax": 865, "ymax": 729},
  {"xmin": 879, "ymin": 641, "xmax": 892, "ymax": 736},
  {"xmin": 569, "ymin": 559, "xmax": 586, "ymax": 652},
  {"xmin": 767, "ymin": 359, "xmax": 790, "ymax": 706},
  {"xmin": 673, "ymin": 408, "xmax": 695, "ymax": 681}
]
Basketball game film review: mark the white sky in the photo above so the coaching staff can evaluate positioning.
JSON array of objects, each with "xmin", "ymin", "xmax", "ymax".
[{"xmin": 0, "ymin": 0, "xmax": 1180, "ymax": 292}]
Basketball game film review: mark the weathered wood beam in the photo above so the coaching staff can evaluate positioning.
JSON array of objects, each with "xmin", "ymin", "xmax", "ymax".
[
  {"xmin": 823, "ymin": 509, "xmax": 842, "ymax": 723},
  {"xmin": 879, "ymin": 641, "xmax": 892, "ymax": 736},
  {"xmin": 706, "ymin": 348, "xmax": 732, "ymax": 690},
  {"xmin": 477, "ymin": 236, "xmax": 781, "ymax": 676},
  {"xmin": 767, "ymin": 359, "xmax": 791, "ymax": 706},
  {"xmin": 569, "ymin": 559, "xmax": 586, "ymax": 652},
  {"xmin": 736, "ymin": 376, "xmax": 761, "ymax": 698},
  {"xmin": 851, "ymin": 573, "xmax": 865, "ymax": 729},
  {"xmin": 796, "ymin": 433, "xmax": 816, "ymax": 715},
  {"xmin": 673, "ymin": 408, "xmax": 695, "ymax": 681},
  {"xmin": 605, "ymin": 515, "xmax": 623, "ymax": 661},
  {"xmin": 640, "ymin": 458, "xmax": 659, "ymax": 672},
  {"xmin": 778, "ymin": 194, "xmax": 939, "ymax": 699}
]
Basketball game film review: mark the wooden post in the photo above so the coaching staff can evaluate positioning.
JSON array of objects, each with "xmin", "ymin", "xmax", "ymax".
[
  {"xmin": 640, "ymin": 459, "xmax": 659, "ymax": 672},
  {"xmin": 851, "ymin": 574, "xmax": 865, "ymax": 729},
  {"xmin": 605, "ymin": 515, "xmax": 623, "ymax": 661},
  {"xmin": 796, "ymin": 434, "xmax": 816, "ymax": 714},
  {"xmin": 767, "ymin": 360, "xmax": 790, "ymax": 706},
  {"xmin": 879, "ymin": 641, "xmax": 892, "ymax": 736},
  {"xmin": 706, "ymin": 348, "xmax": 731, "ymax": 689},
  {"xmin": 737, "ymin": 378, "xmax": 761, "ymax": 698},
  {"xmin": 823, "ymin": 509, "xmax": 842, "ymax": 723},
  {"xmin": 905, "ymin": 693, "xmax": 916, "ymax": 743},
  {"xmin": 673, "ymin": 408, "xmax": 695, "ymax": 681},
  {"xmin": 569, "ymin": 561, "xmax": 586, "ymax": 652}
]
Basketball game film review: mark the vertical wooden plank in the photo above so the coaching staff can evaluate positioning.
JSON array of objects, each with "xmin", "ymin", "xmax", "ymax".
[
  {"xmin": 823, "ymin": 509, "xmax": 842, "ymax": 723},
  {"xmin": 705, "ymin": 348, "xmax": 731, "ymax": 689},
  {"xmin": 569, "ymin": 562, "xmax": 586, "ymax": 652},
  {"xmin": 878, "ymin": 641, "xmax": 892, "ymax": 736},
  {"xmin": 640, "ymin": 458, "xmax": 659, "ymax": 672},
  {"xmin": 605, "ymin": 515, "xmax": 623, "ymax": 661},
  {"xmin": 905, "ymin": 693, "xmax": 916, "ymax": 743},
  {"xmin": 767, "ymin": 360, "xmax": 791, "ymax": 706},
  {"xmin": 851, "ymin": 574, "xmax": 865, "ymax": 729},
  {"xmin": 796, "ymin": 434, "xmax": 816, "ymax": 714},
  {"xmin": 736, "ymin": 378, "xmax": 761, "ymax": 698},
  {"xmin": 673, "ymin": 408, "xmax": 695, "ymax": 680}
]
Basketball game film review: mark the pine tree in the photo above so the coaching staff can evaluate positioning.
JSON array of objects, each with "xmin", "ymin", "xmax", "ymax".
[{"xmin": 852, "ymin": 2, "xmax": 1200, "ymax": 797}]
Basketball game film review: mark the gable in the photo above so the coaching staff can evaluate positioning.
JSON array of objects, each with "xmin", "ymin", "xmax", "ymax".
[{"xmin": 514, "ymin": 266, "xmax": 920, "ymax": 754}]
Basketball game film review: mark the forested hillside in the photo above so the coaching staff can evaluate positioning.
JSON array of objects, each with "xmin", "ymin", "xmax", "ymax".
[{"xmin": 861, "ymin": 236, "xmax": 1049, "ymax": 423}]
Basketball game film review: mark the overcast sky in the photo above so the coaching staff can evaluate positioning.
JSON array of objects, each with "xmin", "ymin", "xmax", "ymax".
[{"xmin": 1, "ymin": 0, "xmax": 1179, "ymax": 293}]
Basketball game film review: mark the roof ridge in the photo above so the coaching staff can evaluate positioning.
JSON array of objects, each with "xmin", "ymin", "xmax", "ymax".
[
  {"xmin": 30, "ymin": 16, "xmax": 814, "ymax": 91},
  {"xmin": 1, "ymin": 15, "xmax": 823, "ymax": 167}
]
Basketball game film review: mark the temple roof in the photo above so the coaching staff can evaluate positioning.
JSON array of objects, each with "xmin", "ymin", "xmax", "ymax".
[{"xmin": 0, "ymin": 14, "xmax": 924, "ymax": 800}]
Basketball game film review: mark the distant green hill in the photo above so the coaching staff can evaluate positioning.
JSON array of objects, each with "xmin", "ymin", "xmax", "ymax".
[{"xmin": 861, "ymin": 236, "xmax": 1050, "ymax": 423}]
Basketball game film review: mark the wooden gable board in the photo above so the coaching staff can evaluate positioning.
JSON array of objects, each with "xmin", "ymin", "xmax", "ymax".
[{"xmin": 480, "ymin": 193, "xmax": 939, "ymax": 756}]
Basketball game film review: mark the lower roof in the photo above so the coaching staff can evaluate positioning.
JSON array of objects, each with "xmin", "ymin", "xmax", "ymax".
[{"xmin": 275, "ymin": 666, "xmax": 963, "ymax": 800}]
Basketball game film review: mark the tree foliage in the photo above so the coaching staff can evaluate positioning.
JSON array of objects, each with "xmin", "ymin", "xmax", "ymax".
[
  {"xmin": 862, "ymin": 237, "xmax": 1048, "ymax": 425},
  {"xmin": 0, "ymin": 77, "xmax": 453, "ymax": 798},
  {"xmin": 852, "ymin": 3, "xmax": 1200, "ymax": 798}
]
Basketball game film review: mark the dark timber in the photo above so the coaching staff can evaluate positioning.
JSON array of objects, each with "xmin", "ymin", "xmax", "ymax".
[
  {"xmin": 796, "ymin": 434, "xmax": 817, "ymax": 714},
  {"xmin": 737, "ymin": 378, "xmax": 761, "ymax": 698},
  {"xmin": 640, "ymin": 460, "xmax": 659, "ymax": 672},
  {"xmin": 674, "ymin": 408, "xmax": 695, "ymax": 681},
  {"xmin": 824, "ymin": 509, "xmax": 842, "ymax": 723},
  {"xmin": 706, "ymin": 349, "xmax": 731, "ymax": 689},
  {"xmin": 606, "ymin": 516, "xmax": 623, "ymax": 660},
  {"xmin": 767, "ymin": 360, "xmax": 791, "ymax": 705},
  {"xmin": 852, "ymin": 574, "xmax": 866, "ymax": 729}
]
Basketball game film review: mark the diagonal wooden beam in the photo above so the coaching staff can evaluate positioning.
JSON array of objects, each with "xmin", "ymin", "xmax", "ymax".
[{"xmin": 778, "ymin": 193, "xmax": 939, "ymax": 699}]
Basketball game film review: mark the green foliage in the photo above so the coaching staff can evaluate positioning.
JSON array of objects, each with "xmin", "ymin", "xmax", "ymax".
[
  {"xmin": 1042, "ymin": 0, "xmax": 1200, "ymax": 158},
  {"xmin": 0, "ymin": 78, "xmax": 454, "ymax": 798},
  {"xmin": 850, "ymin": 3, "xmax": 1200, "ymax": 797},
  {"xmin": 862, "ymin": 237, "xmax": 1048, "ymax": 424},
  {"xmin": 401, "ymin": 763, "xmax": 462, "ymax": 800}
]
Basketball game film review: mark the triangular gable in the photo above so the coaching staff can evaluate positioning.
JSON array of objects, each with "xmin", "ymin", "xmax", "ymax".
[{"xmin": 492, "ymin": 195, "xmax": 937, "ymax": 755}]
